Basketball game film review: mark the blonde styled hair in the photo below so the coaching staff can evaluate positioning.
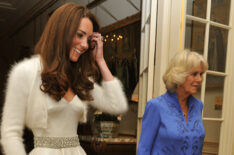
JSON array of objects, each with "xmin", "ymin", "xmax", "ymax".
[{"xmin": 163, "ymin": 50, "xmax": 208, "ymax": 92}]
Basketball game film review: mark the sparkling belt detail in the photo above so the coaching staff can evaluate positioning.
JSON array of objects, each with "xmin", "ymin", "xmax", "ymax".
[{"xmin": 34, "ymin": 136, "xmax": 80, "ymax": 149}]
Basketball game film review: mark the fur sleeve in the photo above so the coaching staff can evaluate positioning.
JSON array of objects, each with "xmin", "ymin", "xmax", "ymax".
[
  {"xmin": 1, "ymin": 60, "xmax": 32, "ymax": 155},
  {"xmin": 89, "ymin": 78, "xmax": 128, "ymax": 115}
]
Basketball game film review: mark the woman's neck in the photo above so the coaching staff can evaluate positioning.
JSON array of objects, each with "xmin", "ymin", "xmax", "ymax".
[
  {"xmin": 176, "ymin": 87, "xmax": 189, "ymax": 102},
  {"xmin": 176, "ymin": 88, "xmax": 190, "ymax": 122},
  {"xmin": 176, "ymin": 87, "xmax": 190, "ymax": 108}
]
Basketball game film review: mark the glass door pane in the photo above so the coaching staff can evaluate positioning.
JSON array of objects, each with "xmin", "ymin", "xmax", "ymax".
[
  {"xmin": 208, "ymin": 26, "xmax": 228, "ymax": 72},
  {"xmin": 185, "ymin": 0, "xmax": 232, "ymax": 154},
  {"xmin": 185, "ymin": 19, "xmax": 206, "ymax": 54},
  {"xmin": 211, "ymin": 0, "xmax": 231, "ymax": 25},
  {"xmin": 203, "ymin": 75, "xmax": 225, "ymax": 118},
  {"xmin": 187, "ymin": 0, "xmax": 207, "ymax": 18}
]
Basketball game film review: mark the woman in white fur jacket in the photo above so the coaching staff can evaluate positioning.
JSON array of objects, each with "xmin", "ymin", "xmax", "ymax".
[{"xmin": 1, "ymin": 3, "xmax": 128, "ymax": 155}]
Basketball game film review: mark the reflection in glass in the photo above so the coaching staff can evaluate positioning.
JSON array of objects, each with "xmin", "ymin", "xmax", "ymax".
[
  {"xmin": 211, "ymin": 0, "xmax": 230, "ymax": 25},
  {"xmin": 203, "ymin": 75, "xmax": 224, "ymax": 118},
  {"xmin": 103, "ymin": 22, "xmax": 141, "ymax": 99},
  {"xmin": 185, "ymin": 19, "xmax": 205, "ymax": 55},
  {"xmin": 186, "ymin": 0, "xmax": 207, "ymax": 19},
  {"xmin": 208, "ymin": 26, "xmax": 228, "ymax": 72},
  {"xmin": 203, "ymin": 120, "xmax": 220, "ymax": 154}
]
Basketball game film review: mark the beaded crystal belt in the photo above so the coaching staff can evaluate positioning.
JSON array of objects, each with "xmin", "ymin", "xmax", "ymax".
[{"xmin": 34, "ymin": 136, "xmax": 80, "ymax": 149}]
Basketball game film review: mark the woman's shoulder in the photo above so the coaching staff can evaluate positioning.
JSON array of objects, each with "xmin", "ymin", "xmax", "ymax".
[
  {"xmin": 14, "ymin": 55, "xmax": 39, "ymax": 68},
  {"xmin": 190, "ymin": 96, "xmax": 202, "ymax": 104},
  {"xmin": 146, "ymin": 93, "xmax": 167, "ymax": 109},
  {"xmin": 190, "ymin": 96, "xmax": 203, "ymax": 109},
  {"xmin": 8, "ymin": 55, "xmax": 40, "ymax": 81},
  {"xmin": 10, "ymin": 55, "xmax": 40, "ymax": 73}
]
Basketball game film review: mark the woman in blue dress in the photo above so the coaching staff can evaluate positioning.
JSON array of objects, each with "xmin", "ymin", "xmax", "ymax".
[{"xmin": 137, "ymin": 50, "xmax": 208, "ymax": 155}]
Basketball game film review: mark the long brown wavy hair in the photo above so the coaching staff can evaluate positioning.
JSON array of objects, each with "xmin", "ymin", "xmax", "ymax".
[{"xmin": 34, "ymin": 3, "xmax": 100, "ymax": 101}]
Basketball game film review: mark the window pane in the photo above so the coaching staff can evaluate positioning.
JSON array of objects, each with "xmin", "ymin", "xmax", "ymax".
[
  {"xmin": 203, "ymin": 75, "xmax": 224, "ymax": 118},
  {"xmin": 208, "ymin": 26, "xmax": 228, "ymax": 72},
  {"xmin": 211, "ymin": 0, "xmax": 230, "ymax": 25},
  {"xmin": 185, "ymin": 19, "xmax": 206, "ymax": 55},
  {"xmin": 187, "ymin": 0, "xmax": 207, "ymax": 19},
  {"xmin": 202, "ymin": 121, "xmax": 220, "ymax": 154}
]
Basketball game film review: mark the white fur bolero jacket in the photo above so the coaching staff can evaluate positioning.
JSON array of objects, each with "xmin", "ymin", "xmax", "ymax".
[{"xmin": 1, "ymin": 55, "xmax": 128, "ymax": 155}]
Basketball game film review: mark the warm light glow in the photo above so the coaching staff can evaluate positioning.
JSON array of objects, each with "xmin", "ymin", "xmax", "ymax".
[
  {"xmin": 103, "ymin": 34, "xmax": 124, "ymax": 42},
  {"xmin": 117, "ymin": 115, "xmax": 122, "ymax": 121}
]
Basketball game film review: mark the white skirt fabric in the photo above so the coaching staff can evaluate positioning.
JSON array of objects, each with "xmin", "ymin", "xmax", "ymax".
[{"xmin": 29, "ymin": 146, "xmax": 86, "ymax": 155}]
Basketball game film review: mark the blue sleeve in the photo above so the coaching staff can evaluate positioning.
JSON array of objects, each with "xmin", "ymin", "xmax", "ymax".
[{"xmin": 137, "ymin": 99, "xmax": 161, "ymax": 155}]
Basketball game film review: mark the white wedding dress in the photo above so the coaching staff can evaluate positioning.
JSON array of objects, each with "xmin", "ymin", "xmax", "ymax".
[
  {"xmin": 1, "ymin": 56, "xmax": 128, "ymax": 155},
  {"xmin": 29, "ymin": 96, "xmax": 87, "ymax": 155}
]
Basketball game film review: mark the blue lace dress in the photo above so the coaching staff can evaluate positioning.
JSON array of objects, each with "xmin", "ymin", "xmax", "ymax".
[{"xmin": 137, "ymin": 91, "xmax": 205, "ymax": 155}]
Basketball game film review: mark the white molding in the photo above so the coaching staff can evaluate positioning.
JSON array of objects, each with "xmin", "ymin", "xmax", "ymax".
[
  {"xmin": 147, "ymin": 0, "xmax": 157, "ymax": 101},
  {"xmin": 206, "ymin": 71, "xmax": 227, "ymax": 76},
  {"xmin": 186, "ymin": 15, "xmax": 231, "ymax": 29},
  {"xmin": 168, "ymin": 0, "xmax": 182, "ymax": 59},
  {"xmin": 137, "ymin": 0, "xmax": 158, "ymax": 147},
  {"xmin": 219, "ymin": 0, "xmax": 234, "ymax": 153},
  {"xmin": 202, "ymin": 118, "xmax": 224, "ymax": 121},
  {"xmin": 153, "ymin": 0, "xmax": 171, "ymax": 97},
  {"xmin": 230, "ymin": 1, "xmax": 234, "ymax": 155}
]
